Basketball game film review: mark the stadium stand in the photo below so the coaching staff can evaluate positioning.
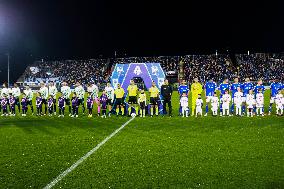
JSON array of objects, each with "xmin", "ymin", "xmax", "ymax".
[
  {"xmin": 18, "ymin": 53, "xmax": 283, "ymax": 86},
  {"xmin": 236, "ymin": 53, "xmax": 284, "ymax": 82},
  {"xmin": 21, "ymin": 59, "xmax": 110, "ymax": 85},
  {"xmin": 183, "ymin": 54, "xmax": 236, "ymax": 83}
]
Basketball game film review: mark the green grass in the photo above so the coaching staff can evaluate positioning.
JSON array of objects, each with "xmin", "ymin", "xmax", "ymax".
[{"xmin": 0, "ymin": 91, "xmax": 283, "ymax": 188}]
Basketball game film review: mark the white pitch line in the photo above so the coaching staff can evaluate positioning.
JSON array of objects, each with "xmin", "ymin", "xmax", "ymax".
[{"xmin": 43, "ymin": 116, "xmax": 135, "ymax": 189}]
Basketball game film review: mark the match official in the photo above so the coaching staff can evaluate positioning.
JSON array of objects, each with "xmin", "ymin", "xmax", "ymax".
[{"xmin": 161, "ymin": 79, "xmax": 173, "ymax": 116}]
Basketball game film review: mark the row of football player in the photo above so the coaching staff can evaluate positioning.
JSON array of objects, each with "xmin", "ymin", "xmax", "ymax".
[
  {"xmin": 0, "ymin": 79, "xmax": 283, "ymax": 117},
  {"xmin": 1, "ymin": 86, "xmax": 283, "ymax": 118},
  {"xmin": 179, "ymin": 89, "xmax": 284, "ymax": 117},
  {"xmin": 0, "ymin": 82, "xmax": 110, "ymax": 117},
  {"xmin": 178, "ymin": 78, "xmax": 283, "ymax": 117}
]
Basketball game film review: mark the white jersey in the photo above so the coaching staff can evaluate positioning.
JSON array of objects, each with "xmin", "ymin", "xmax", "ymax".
[
  {"xmin": 234, "ymin": 91, "xmax": 243, "ymax": 104},
  {"xmin": 49, "ymin": 85, "xmax": 58, "ymax": 97},
  {"xmin": 281, "ymin": 97, "xmax": 284, "ymax": 107},
  {"xmin": 180, "ymin": 96, "xmax": 188, "ymax": 107},
  {"xmin": 75, "ymin": 85, "xmax": 85, "ymax": 99},
  {"xmin": 256, "ymin": 93, "xmax": 264, "ymax": 108},
  {"xmin": 61, "ymin": 86, "xmax": 71, "ymax": 99},
  {"xmin": 211, "ymin": 96, "xmax": 219, "ymax": 108},
  {"xmin": 24, "ymin": 89, "xmax": 33, "ymax": 101},
  {"xmin": 222, "ymin": 94, "xmax": 231, "ymax": 109},
  {"xmin": 87, "ymin": 86, "xmax": 93, "ymax": 93},
  {"xmin": 39, "ymin": 86, "xmax": 49, "ymax": 99},
  {"xmin": 275, "ymin": 94, "xmax": 283, "ymax": 106},
  {"xmin": 246, "ymin": 94, "xmax": 255, "ymax": 108},
  {"xmin": 1, "ymin": 88, "xmax": 9, "ymax": 98},
  {"xmin": 91, "ymin": 84, "xmax": 99, "ymax": 98},
  {"xmin": 12, "ymin": 87, "xmax": 21, "ymax": 98},
  {"xmin": 195, "ymin": 98, "xmax": 203, "ymax": 108},
  {"xmin": 8, "ymin": 88, "xmax": 13, "ymax": 95},
  {"xmin": 105, "ymin": 86, "xmax": 114, "ymax": 100},
  {"xmin": 221, "ymin": 94, "xmax": 231, "ymax": 105}
]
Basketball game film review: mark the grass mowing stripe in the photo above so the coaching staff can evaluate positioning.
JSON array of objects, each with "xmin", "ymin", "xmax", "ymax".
[{"xmin": 43, "ymin": 116, "xmax": 135, "ymax": 189}]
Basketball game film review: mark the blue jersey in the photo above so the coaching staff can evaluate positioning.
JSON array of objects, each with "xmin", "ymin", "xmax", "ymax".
[
  {"xmin": 219, "ymin": 83, "xmax": 230, "ymax": 95},
  {"xmin": 254, "ymin": 85, "xmax": 265, "ymax": 94},
  {"xmin": 270, "ymin": 82, "xmax": 282, "ymax": 97},
  {"xmin": 205, "ymin": 82, "xmax": 217, "ymax": 96},
  {"xmin": 178, "ymin": 85, "xmax": 189, "ymax": 96},
  {"xmin": 242, "ymin": 82, "xmax": 254, "ymax": 96},
  {"xmin": 230, "ymin": 83, "xmax": 242, "ymax": 97}
]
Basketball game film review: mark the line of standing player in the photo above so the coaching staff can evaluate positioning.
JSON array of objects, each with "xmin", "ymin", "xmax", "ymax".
[{"xmin": 178, "ymin": 78, "xmax": 284, "ymax": 117}]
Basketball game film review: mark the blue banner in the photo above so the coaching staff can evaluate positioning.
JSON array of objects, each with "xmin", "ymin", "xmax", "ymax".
[{"xmin": 111, "ymin": 63, "xmax": 165, "ymax": 91}]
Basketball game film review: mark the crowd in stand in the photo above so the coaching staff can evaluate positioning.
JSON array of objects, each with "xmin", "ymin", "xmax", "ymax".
[
  {"xmin": 20, "ymin": 53, "xmax": 283, "ymax": 86},
  {"xmin": 183, "ymin": 54, "xmax": 236, "ymax": 83},
  {"xmin": 237, "ymin": 54, "xmax": 284, "ymax": 82},
  {"xmin": 24, "ymin": 59, "xmax": 109, "ymax": 85}
]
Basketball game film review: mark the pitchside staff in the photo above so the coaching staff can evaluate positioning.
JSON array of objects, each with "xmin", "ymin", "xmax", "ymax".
[
  {"xmin": 127, "ymin": 79, "xmax": 138, "ymax": 115},
  {"xmin": 149, "ymin": 81, "xmax": 159, "ymax": 116},
  {"xmin": 161, "ymin": 79, "xmax": 173, "ymax": 117}
]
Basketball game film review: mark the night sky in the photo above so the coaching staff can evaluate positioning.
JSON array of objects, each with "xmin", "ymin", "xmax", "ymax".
[{"xmin": 0, "ymin": 0, "xmax": 283, "ymax": 83}]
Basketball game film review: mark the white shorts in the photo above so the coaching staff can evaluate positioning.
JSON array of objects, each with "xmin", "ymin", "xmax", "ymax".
[
  {"xmin": 211, "ymin": 105, "xmax": 218, "ymax": 111},
  {"xmin": 256, "ymin": 104, "xmax": 263, "ymax": 108},
  {"xmin": 222, "ymin": 103, "xmax": 230, "ymax": 110},
  {"xmin": 235, "ymin": 103, "xmax": 242, "ymax": 108},
  {"xmin": 196, "ymin": 106, "xmax": 202, "ymax": 113},
  {"xmin": 181, "ymin": 106, "xmax": 188, "ymax": 110},
  {"xmin": 270, "ymin": 96, "xmax": 275, "ymax": 104},
  {"xmin": 247, "ymin": 104, "xmax": 254, "ymax": 109},
  {"xmin": 242, "ymin": 97, "xmax": 246, "ymax": 103},
  {"xmin": 206, "ymin": 96, "xmax": 213, "ymax": 103}
]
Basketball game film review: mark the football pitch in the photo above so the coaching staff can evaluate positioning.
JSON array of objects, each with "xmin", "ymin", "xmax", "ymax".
[{"xmin": 0, "ymin": 91, "xmax": 283, "ymax": 188}]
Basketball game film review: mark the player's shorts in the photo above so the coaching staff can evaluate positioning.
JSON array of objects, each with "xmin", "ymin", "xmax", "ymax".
[
  {"xmin": 270, "ymin": 96, "xmax": 276, "ymax": 103},
  {"xmin": 196, "ymin": 106, "xmax": 202, "ymax": 113},
  {"xmin": 235, "ymin": 102, "xmax": 242, "ymax": 108},
  {"xmin": 106, "ymin": 99, "xmax": 112, "ymax": 105},
  {"xmin": 139, "ymin": 102, "xmax": 146, "ymax": 109},
  {"xmin": 128, "ymin": 96, "xmax": 137, "ymax": 104},
  {"xmin": 256, "ymin": 104, "xmax": 263, "ymax": 108},
  {"xmin": 150, "ymin": 97, "xmax": 158, "ymax": 105},
  {"xmin": 42, "ymin": 99, "xmax": 47, "ymax": 105},
  {"xmin": 64, "ymin": 98, "xmax": 70, "ymax": 105},
  {"xmin": 101, "ymin": 103, "xmax": 107, "ymax": 109},
  {"xmin": 206, "ymin": 96, "xmax": 213, "ymax": 103},
  {"xmin": 15, "ymin": 97, "xmax": 20, "ymax": 105},
  {"xmin": 87, "ymin": 104, "xmax": 93, "ymax": 109},
  {"xmin": 27, "ymin": 100, "xmax": 33, "ymax": 106},
  {"xmin": 116, "ymin": 98, "xmax": 123, "ymax": 106},
  {"xmin": 222, "ymin": 103, "xmax": 230, "ymax": 110},
  {"xmin": 78, "ymin": 98, "xmax": 84, "ymax": 105},
  {"xmin": 242, "ymin": 96, "xmax": 246, "ymax": 103},
  {"xmin": 247, "ymin": 104, "xmax": 254, "ymax": 109},
  {"xmin": 211, "ymin": 105, "xmax": 218, "ymax": 111}
]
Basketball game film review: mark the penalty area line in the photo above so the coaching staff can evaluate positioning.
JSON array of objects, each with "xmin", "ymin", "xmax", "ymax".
[{"xmin": 43, "ymin": 116, "xmax": 135, "ymax": 189}]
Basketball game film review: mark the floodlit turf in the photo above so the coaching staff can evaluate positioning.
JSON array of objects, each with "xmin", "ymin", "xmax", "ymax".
[{"xmin": 0, "ymin": 91, "xmax": 283, "ymax": 188}]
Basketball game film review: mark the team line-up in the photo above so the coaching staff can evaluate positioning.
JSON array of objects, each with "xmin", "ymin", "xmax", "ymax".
[{"xmin": 0, "ymin": 77, "xmax": 283, "ymax": 118}]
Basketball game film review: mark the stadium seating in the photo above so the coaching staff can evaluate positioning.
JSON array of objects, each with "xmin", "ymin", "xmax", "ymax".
[
  {"xmin": 19, "ymin": 53, "xmax": 284, "ymax": 86},
  {"xmin": 236, "ymin": 54, "xmax": 284, "ymax": 82}
]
